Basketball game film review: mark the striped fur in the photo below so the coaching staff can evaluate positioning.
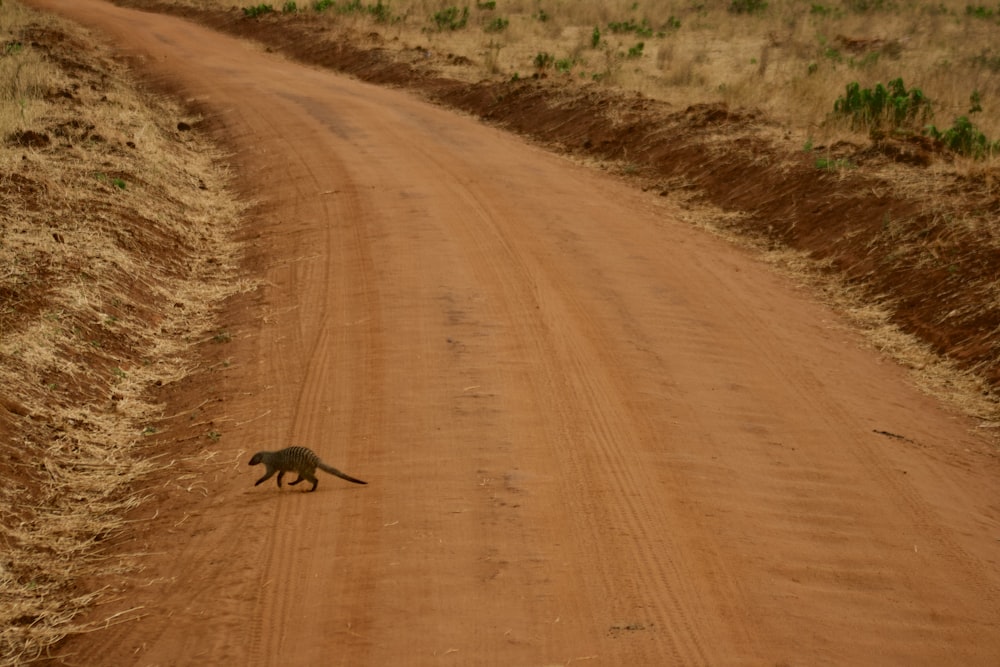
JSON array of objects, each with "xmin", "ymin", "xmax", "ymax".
[{"xmin": 248, "ymin": 446, "xmax": 366, "ymax": 492}]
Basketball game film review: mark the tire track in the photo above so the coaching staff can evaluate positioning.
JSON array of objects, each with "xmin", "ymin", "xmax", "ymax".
[
  {"xmin": 399, "ymin": 146, "xmax": 746, "ymax": 663},
  {"xmin": 643, "ymin": 259, "xmax": 1000, "ymax": 661},
  {"xmin": 248, "ymin": 126, "xmax": 383, "ymax": 665}
]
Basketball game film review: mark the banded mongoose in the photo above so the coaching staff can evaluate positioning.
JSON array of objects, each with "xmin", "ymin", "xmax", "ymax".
[{"xmin": 248, "ymin": 446, "xmax": 367, "ymax": 492}]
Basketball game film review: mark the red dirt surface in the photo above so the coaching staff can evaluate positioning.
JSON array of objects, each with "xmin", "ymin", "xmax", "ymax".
[
  {"xmin": 113, "ymin": 0, "xmax": 1000, "ymax": 394},
  {"xmin": 30, "ymin": 1, "xmax": 1000, "ymax": 665}
]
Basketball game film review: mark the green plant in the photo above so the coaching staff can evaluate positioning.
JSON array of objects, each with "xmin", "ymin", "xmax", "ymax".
[
  {"xmin": 591, "ymin": 25, "xmax": 601, "ymax": 48},
  {"xmin": 729, "ymin": 0, "xmax": 768, "ymax": 14},
  {"xmin": 484, "ymin": 16, "xmax": 509, "ymax": 32},
  {"xmin": 965, "ymin": 5, "xmax": 996, "ymax": 19},
  {"xmin": 433, "ymin": 5, "xmax": 469, "ymax": 30},
  {"xmin": 333, "ymin": 0, "xmax": 394, "ymax": 21},
  {"xmin": 555, "ymin": 57, "xmax": 574, "ymax": 72},
  {"xmin": 627, "ymin": 42, "xmax": 645, "ymax": 59},
  {"xmin": 207, "ymin": 430, "xmax": 222, "ymax": 442},
  {"xmin": 970, "ymin": 51, "xmax": 1000, "ymax": 72},
  {"xmin": 476, "ymin": 0, "xmax": 496, "ymax": 8},
  {"xmin": 815, "ymin": 156, "xmax": 855, "ymax": 170},
  {"xmin": 282, "ymin": 1, "xmax": 297, "ymax": 12},
  {"xmin": 849, "ymin": 51, "xmax": 881, "ymax": 69},
  {"xmin": 832, "ymin": 78, "xmax": 933, "ymax": 132},
  {"xmin": 926, "ymin": 116, "xmax": 999, "ymax": 159},
  {"xmin": 968, "ymin": 89, "xmax": 983, "ymax": 114},
  {"xmin": 367, "ymin": 0, "xmax": 395, "ymax": 22},
  {"xmin": 312, "ymin": 0, "xmax": 334, "ymax": 10},
  {"xmin": 608, "ymin": 17, "xmax": 654, "ymax": 37},
  {"xmin": 242, "ymin": 3, "xmax": 275, "ymax": 17},
  {"xmin": 533, "ymin": 51, "xmax": 554, "ymax": 69},
  {"xmin": 535, "ymin": 8, "xmax": 550, "ymax": 22},
  {"xmin": 844, "ymin": 0, "xmax": 887, "ymax": 11},
  {"xmin": 95, "ymin": 173, "xmax": 126, "ymax": 190}
]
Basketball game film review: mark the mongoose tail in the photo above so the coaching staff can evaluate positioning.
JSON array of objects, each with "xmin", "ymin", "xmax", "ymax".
[{"xmin": 317, "ymin": 461, "xmax": 367, "ymax": 485}]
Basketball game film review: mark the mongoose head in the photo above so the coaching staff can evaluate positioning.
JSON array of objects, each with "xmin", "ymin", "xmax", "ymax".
[{"xmin": 248, "ymin": 452, "xmax": 264, "ymax": 466}]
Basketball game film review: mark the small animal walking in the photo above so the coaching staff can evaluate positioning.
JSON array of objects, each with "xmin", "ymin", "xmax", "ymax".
[{"xmin": 248, "ymin": 446, "xmax": 367, "ymax": 492}]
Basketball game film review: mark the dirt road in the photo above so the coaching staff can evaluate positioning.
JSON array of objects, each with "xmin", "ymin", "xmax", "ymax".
[{"xmin": 30, "ymin": 1, "xmax": 1000, "ymax": 665}]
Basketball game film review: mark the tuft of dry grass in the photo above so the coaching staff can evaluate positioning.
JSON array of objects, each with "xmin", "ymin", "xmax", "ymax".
[
  {"xmin": 0, "ymin": 1, "xmax": 248, "ymax": 662},
  {"xmin": 0, "ymin": 3, "xmax": 62, "ymax": 137}
]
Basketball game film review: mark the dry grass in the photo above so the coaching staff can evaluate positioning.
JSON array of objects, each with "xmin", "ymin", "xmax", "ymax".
[
  {"xmin": 213, "ymin": 0, "xmax": 1000, "ymax": 159},
  {"xmin": 0, "ymin": 1, "xmax": 61, "ymax": 137},
  {"xmin": 0, "ymin": 1, "xmax": 247, "ymax": 662}
]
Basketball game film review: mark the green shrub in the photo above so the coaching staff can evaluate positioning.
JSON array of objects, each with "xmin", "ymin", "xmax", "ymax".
[
  {"xmin": 533, "ymin": 51, "xmax": 554, "ymax": 69},
  {"xmin": 555, "ymin": 57, "xmax": 574, "ymax": 73},
  {"xmin": 476, "ymin": 0, "xmax": 496, "ymax": 8},
  {"xmin": 309, "ymin": 0, "xmax": 396, "ymax": 22},
  {"xmin": 627, "ymin": 42, "xmax": 645, "ymax": 58},
  {"xmin": 926, "ymin": 116, "xmax": 999, "ymax": 158},
  {"xmin": 484, "ymin": 17, "xmax": 509, "ymax": 32},
  {"xmin": 608, "ymin": 18, "xmax": 654, "ymax": 37},
  {"xmin": 965, "ymin": 4, "xmax": 996, "ymax": 19},
  {"xmin": 843, "ymin": 0, "xmax": 887, "ymax": 11},
  {"xmin": 832, "ymin": 78, "xmax": 932, "ymax": 131},
  {"xmin": 365, "ymin": 0, "xmax": 395, "ymax": 22},
  {"xmin": 242, "ymin": 3, "xmax": 275, "ymax": 17},
  {"xmin": 591, "ymin": 26, "xmax": 601, "ymax": 48},
  {"xmin": 282, "ymin": 1, "xmax": 297, "ymax": 12},
  {"xmin": 433, "ymin": 5, "xmax": 469, "ymax": 30},
  {"xmin": 729, "ymin": 0, "xmax": 768, "ymax": 14}
]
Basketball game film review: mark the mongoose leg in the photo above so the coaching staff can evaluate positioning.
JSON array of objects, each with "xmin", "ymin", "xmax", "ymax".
[{"xmin": 254, "ymin": 469, "xmax": 276, "ymax": 486}]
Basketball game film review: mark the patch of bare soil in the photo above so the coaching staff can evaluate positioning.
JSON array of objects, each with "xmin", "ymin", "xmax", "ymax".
[{"xmin": 117, "ymin": 1, "xmax": 1000, "ymax": 410}]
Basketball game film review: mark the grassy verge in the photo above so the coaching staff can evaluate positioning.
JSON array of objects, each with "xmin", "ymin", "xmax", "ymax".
[{"xmin": 0, "ymin": 1, "xmax": 246, "ymax": 662}]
